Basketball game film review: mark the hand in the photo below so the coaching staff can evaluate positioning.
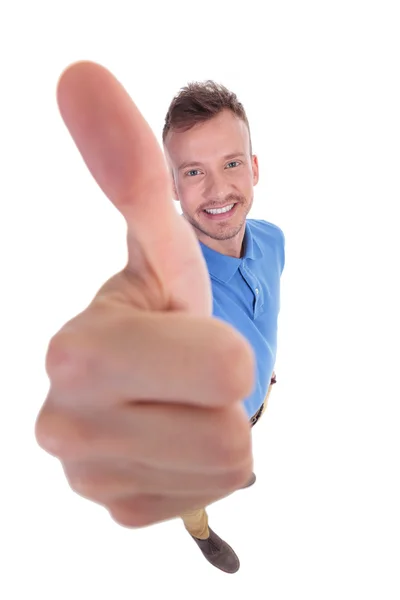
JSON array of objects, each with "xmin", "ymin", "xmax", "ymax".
[{"xmin": 35, "ymin": 61, "xmax": 255, "ymax": 528}]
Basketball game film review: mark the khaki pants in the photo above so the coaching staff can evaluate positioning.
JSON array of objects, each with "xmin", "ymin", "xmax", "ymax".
[{"xmin": 180, "ymin": 372, "xmax": 276, "ymax": 539}]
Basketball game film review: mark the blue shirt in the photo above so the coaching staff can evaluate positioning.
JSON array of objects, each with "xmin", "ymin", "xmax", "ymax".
[{"xmin": 199, "ymin": 219, "xmax": 285, "ymax": 419}]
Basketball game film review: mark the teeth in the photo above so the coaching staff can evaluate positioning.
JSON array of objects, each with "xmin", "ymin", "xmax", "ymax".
[{"xmin": 205, "ymin": 204, "xmax": 235, "ymax": 215}]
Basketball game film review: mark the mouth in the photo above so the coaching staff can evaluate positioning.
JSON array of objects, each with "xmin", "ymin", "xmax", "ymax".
[{"xmin": 202, "ymin": 202, "xmax": 238, "ymax": 221}]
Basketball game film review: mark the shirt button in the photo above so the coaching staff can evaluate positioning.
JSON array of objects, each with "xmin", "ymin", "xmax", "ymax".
[{"xmin": 255, "ymin": 288, "xmax": 259, "ymax": 294}]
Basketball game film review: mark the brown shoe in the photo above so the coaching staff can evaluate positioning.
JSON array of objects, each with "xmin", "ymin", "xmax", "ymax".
[{"xmin": 191, "ymin": 527, "xmax": 240, "ymax": 574}]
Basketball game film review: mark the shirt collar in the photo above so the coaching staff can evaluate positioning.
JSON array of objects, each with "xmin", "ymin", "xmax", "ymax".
[{"xmin": 199, "ymin": 221, "xmax": 263, "ymax": 283}]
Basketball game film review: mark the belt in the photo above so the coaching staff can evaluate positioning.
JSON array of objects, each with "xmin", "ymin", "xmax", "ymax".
[
  {"xmin": 249, "ymin": 372, "xmax": 277, "ymax": 427},
  {"xmin": 250, "ymin": 404, "xmax": 263, "ymax": 427}
]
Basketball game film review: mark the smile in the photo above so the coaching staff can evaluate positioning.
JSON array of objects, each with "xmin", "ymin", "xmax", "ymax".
[
  {"xmin": 203, "ymin": 203, "xmax": 238, "ymax": 220},
  {"xmin": 204, "ymin": 203, "xmax": 235, "ymax": 215}
]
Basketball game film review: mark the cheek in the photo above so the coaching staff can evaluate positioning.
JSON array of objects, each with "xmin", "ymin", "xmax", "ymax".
[
  {"xmin": 176, "ymin": 181, "xmax": 198, "ymax": 208},
  {"xmin": 236, "ymin": 169, "xmax": 255, "ymax": 192}
]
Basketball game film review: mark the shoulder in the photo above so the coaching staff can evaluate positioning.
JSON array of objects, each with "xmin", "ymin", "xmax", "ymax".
[
  {"xmin": 247, "ymin": 218, "xmax": 286, "ymax": 272},
  {"xmin": 247, "ymin": 218, "xmax": 285, "ymax": 246}
]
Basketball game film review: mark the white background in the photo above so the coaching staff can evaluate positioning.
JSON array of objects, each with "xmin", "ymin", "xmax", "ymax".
[{"xmin": 1, "ymin": 1, "xmax": 399, "ymax": 598}]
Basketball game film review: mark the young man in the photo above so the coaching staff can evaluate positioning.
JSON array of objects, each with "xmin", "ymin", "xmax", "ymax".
[
  {"xmin": 162, "ymin": 81, "xmax": 285, "ymax": 573},
  {"xmin": 36, "ymin": 62, "xmax": 284, "ymax": 579}
]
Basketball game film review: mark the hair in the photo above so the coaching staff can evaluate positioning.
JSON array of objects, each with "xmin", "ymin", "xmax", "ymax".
[{"xmin": 162, "ymin": 80, "xmax": 252, "ymax": 153}]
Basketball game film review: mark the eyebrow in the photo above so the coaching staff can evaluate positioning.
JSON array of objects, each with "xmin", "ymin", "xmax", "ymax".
[{"xmin": 178, "ymin": 152, "xmax": 246, "ymax": 171}]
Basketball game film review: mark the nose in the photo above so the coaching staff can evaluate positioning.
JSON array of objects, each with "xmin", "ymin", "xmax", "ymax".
[{"xmin": 203, "ymin": 171, "xmax": 230, "ymax": 203}]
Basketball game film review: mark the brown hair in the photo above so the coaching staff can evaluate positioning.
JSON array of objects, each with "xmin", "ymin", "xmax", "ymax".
[{"xmin": 162, "ymin": 80, "xmax": 252, "ymax": 152}]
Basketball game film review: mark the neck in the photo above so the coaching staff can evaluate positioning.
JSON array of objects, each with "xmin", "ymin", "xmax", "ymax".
[{"xmin": 187, "ymin": 218, "xmax": 245, "ymax": 258}]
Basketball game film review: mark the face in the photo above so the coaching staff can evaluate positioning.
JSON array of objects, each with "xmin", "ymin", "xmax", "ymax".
[{"xmin": 164, "ymin": 109, "xmax": 259, "ymax": 244}]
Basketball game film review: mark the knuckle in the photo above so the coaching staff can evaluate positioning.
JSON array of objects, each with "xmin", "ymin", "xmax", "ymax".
[
  {"xmin": 46, "ymin": 331, "xmax": 101, "ymax": 391},
  {"xmin": 35, "ymin": 407, "xmax": 93, "ymax": 459},
  {"xmin": 108, "ymin": 504, "xmax": 150, "ymax": 529},
  {"xmin": 46, "ymin": 332, "xmax": 74, "ymax": 374},
  {"xmin": 63, "ymin": 461, "xmax": 112, "ymax": 501},
  {"xmin": 35, "ymin": 410, "xmax": 55, "ymax": 454},
  {"xmin": 68, "ymin": 472, "xmax": 99, "ymax": 499},
  {"xmin": 110, "ymin": 512, "xmax": 138, "ymax": 528}
]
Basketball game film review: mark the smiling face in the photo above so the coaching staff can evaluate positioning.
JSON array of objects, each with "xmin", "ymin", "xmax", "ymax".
[{"xmin": 164, "ymin": 109, "xmax": 259, "ymax": 256}]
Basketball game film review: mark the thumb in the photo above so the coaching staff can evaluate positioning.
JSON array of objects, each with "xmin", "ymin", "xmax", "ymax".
[{"xmin": 56, "ymin": 61, "xmax": 212, "ymax": 316}]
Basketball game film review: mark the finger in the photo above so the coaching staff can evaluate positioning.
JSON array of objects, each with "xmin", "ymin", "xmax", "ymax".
[
  {"xmin": 62, "ymin": 456, "xmax": 253, "ymax": 501},
  {"xmin": 46, "ymin": 312, "xmax": 255, "ymax": 408},
  {"xmin": 108, "ymin": 492, "xmax": 231, "ymax": 529},
  {"xmin": 56, "ymin": 62, "xmax": 210, "ymax": 315},
  {"xmin": 36, "ymin": 399, "xmax": 252, "ymax": 470}
]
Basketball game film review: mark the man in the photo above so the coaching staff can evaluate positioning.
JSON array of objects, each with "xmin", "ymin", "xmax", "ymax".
[
  {"xmin": 35, "ymin": 62, "xmax": 284, "ymax": 578},
  {"xmin": 162, "ymin": 81, "xmax": 285, "ymax": 572}
]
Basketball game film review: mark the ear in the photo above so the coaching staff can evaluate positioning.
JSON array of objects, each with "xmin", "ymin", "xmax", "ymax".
[{"xmin": 252, "ymin": 155, "xmax": 259, "ymax": 186}]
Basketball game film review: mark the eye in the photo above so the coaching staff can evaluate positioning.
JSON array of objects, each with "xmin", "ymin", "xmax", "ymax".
[
  {"xmin": 186, "ymin": 169, "xmax": 201, "ymax": 177},
  {"xmin": 226, "ymin": 161, "xmax": 240, "ymax": 169}
]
